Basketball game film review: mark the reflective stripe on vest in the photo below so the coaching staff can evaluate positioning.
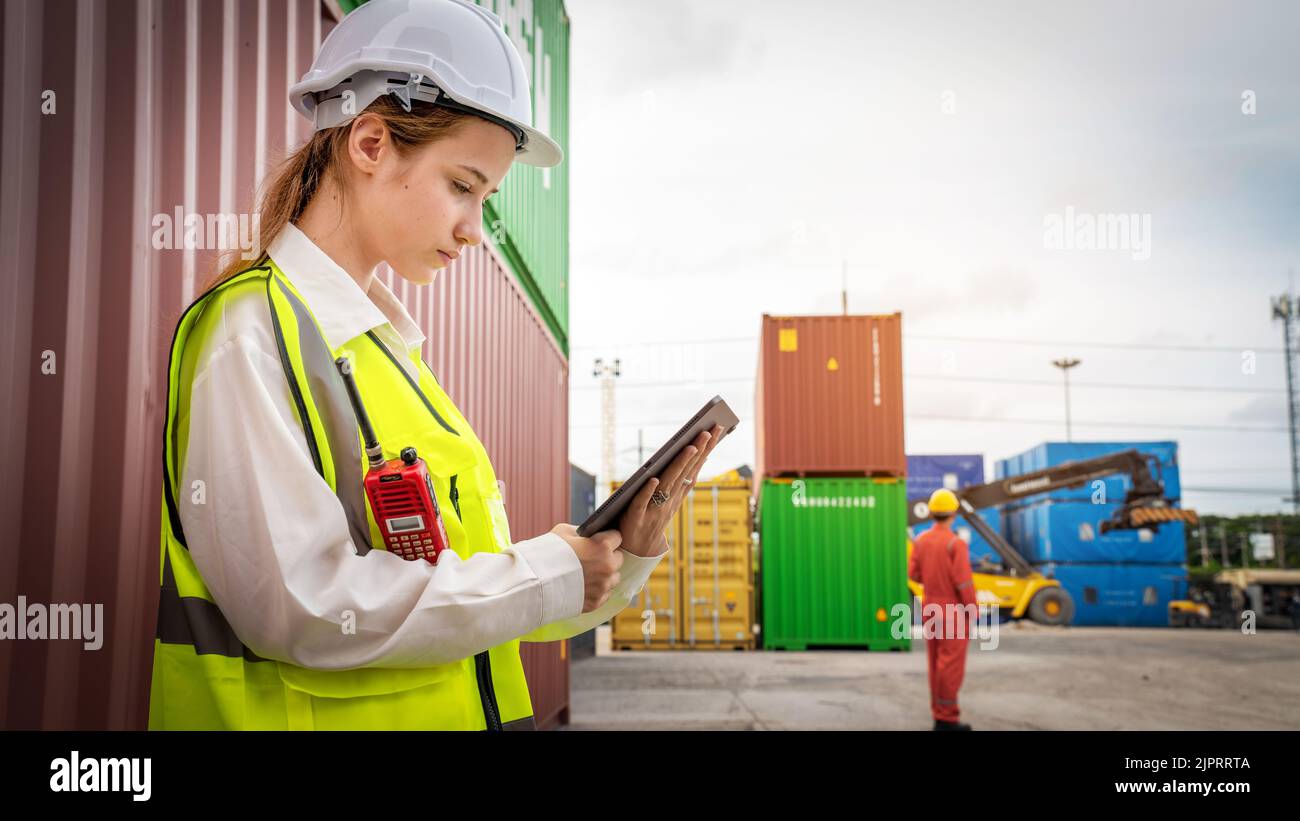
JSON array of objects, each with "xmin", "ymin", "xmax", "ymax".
[{"xmin": 150, "ymin": 262, "xmax": 535, "ymax": 730}]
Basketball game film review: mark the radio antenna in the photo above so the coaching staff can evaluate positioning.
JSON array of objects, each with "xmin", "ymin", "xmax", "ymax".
[{"xmin": 335, "ymin": 357, "xmax": 385, "ymax": 468}]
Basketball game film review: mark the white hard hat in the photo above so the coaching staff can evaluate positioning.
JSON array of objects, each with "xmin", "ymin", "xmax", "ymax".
[{"xmin": 289, "ymin": 0, "xmax": 562, "ymax": 168}]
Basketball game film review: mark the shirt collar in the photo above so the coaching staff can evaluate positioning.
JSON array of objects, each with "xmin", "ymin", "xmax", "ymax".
[{"xmin": 266, "ymin": 222, "xmax": 426, "ymax": 352}]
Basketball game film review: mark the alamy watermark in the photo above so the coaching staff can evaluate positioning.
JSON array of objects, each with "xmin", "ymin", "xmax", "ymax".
[
  {"xmin": 50, "ymin": 751, "xmax": 150, "ymax": 801},
  {"xmin": 891, "ymin": 601, "xmax": 1001, "ymax": 650},
  {"xmin": 0, "ymin": 596, "xmax": 103, "ymax": 650},
  {"xmin": 151, "ymin": 207, "xmax": 261, "ymax": 259},
  {"xmin": 1043, "ymin": 206, "xmax": 1151, "ymax": 261}
]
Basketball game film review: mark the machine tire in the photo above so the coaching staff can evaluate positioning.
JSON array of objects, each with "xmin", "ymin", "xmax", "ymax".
[{"xmin": 1028, "ymin": 587, "xmax": 1075, "ymax": 626}]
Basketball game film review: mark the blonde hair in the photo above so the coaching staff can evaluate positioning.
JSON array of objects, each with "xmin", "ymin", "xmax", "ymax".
[{"xmin": 203, "ymin": 96, "xmax": 474, "ymax": 292}]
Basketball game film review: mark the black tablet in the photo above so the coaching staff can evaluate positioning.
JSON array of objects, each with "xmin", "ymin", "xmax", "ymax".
[{"xmin": 577, "ymin": 395, "xmax": 740, "ymax": 537}]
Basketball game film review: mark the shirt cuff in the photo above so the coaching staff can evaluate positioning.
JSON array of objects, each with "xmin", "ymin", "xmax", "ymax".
[
  {"xmin": 513, "ymin": 532, "xmax": 585, "ymax": 625},
  {"xmin": 616, "ymin": 548, "xmax": 668, "ymax": 588}
]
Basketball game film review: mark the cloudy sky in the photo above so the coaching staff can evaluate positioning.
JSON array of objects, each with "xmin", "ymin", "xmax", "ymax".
[{"xmin": 559, "ymin": 0, "xmax": 1299, "ymax": 516}]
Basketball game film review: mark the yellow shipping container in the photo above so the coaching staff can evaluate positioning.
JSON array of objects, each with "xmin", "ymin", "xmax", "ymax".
[
  {"xmin": 680, "ymin": 479, "xmax": 755, "ymax": 649},
  {"xmin": 608, "ymin": 472, "xmax": 756, "ymax": 651}
]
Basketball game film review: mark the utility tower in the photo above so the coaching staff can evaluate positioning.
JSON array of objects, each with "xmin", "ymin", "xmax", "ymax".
[
  {"xmin": 1272, "ymin": 281, "xmax": 1300, "ymax": 514},
  {"xmin": 592, "ymin": 358, "xmax": 621, "ymax": 504}
]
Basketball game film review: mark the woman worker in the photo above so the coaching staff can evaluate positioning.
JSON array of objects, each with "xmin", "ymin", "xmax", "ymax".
[{"xmin": 149, "ymin": 0, "xmax": 725, "ymax": 730}]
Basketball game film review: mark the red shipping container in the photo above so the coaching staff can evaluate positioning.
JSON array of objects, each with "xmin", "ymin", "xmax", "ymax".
[
  {"xmin": 754, "ymin": 313, "xmax": 905, "ymax": 481},
  {"xmin": 0, "ymin": 0, "xmax": 334, "ymax": 731}
]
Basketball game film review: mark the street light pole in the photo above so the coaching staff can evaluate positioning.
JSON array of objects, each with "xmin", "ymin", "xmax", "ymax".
[{"xmin": 1051, "ymin": 357, "xmax": 1082, "ymax": 441}]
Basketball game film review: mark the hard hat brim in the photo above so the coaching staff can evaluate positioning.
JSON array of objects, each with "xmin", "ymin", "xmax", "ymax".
[
  {"xmin": 290, "ymin": 65, "xmax": 563, "ymax": 168},
  {"xmin": 513, "ymin": 125, "xmax": 564, "ymax": 168}
]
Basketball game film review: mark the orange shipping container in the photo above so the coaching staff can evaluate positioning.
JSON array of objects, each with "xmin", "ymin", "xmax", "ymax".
[{"xmin": 754, "ymin": 313, "xmax": 905, "ymax": 481}]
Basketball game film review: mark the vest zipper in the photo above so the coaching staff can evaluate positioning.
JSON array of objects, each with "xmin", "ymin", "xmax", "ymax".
[
  {"xmin": 365, "ymin": 333, "xmax": 504, "ymax": 729},
  {"xmin": 475, "ymin": 651, "xmax": 503, "ymax": 731}
]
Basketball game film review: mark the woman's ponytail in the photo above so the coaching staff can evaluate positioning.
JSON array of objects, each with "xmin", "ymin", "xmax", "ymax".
[{"xmin": 202, "ymin": 96, "xmax": 471, "ymax": 292}]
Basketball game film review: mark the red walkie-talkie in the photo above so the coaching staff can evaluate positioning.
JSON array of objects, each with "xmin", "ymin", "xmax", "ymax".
[{"xmin": 335, "ymin": 356, "xmax": 451, "ymax": 564}]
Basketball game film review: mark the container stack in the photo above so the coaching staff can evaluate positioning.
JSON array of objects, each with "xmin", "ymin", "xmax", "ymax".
[
  {"xmin": 609, "ymin": 472, "xmax": 757, "ymax": 650},
  {"xmin": 996, "ymin": 441, "xmax": 1188, "ymax": 627},
  {"xmin": 905, "ymin": 454, "xmax": 1004, "ymax": 569},
  {"xmin": 753, "ymin": 313, "xmax": 910, "ymax": 651}
]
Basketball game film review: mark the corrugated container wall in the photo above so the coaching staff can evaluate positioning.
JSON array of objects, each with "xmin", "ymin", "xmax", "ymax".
[
  {"xmin": 1, "ymin": 0, "xmax": 572, "ymax": 730},
  {"xmin": 610, "ymin": 475, "xmax": 756, "ymax": 650},
  {"xmin": 1005, "ymin": 502, "xmax": 1185, "ymax": 565},
  {"xmin": 995, "ymin": 441, "xmax": 1181, "ymax": 503},
  {"xmin": 474, "ymin": 0, "xmax": 571, "ymax": 353},
  {"xmin": 1037, "ymin": 563, "xmax": 1188, "ymax": 627},
  {"xmin": 0, "ymin": 0, "xmax": 334, "ymax": 732},
  {"xmin": 680, "ymin": 480, "xmax": 756, "ymax": 649},
  {"xmin": 754, "ymin": 314, "xmax": 905, "ymax": 482}
]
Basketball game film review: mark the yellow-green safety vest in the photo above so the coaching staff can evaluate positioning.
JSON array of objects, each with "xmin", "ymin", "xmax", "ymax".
[{"xmin": 149, "ymin": 260, "xmax": 536, "ymax": 730}]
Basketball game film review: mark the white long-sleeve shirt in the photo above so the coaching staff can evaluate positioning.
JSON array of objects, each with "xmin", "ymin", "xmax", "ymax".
[{"xmin": 177, "ymin": 222, "xmax": 665, "ymax": 670}]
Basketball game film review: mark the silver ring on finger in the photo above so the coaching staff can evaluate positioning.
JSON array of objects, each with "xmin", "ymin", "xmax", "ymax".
[
  {"xmin": 650, "ymin": 489, "xmax": 670, "ymax": 506},
  {"xmin": 683, "ymin": 477, "xmax": 692, "ymax": 486}
]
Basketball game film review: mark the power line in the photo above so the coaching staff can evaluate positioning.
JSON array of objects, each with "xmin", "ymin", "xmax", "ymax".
[
  {"xmin": 570, "ymin": 373, "xmax": 1283, "ymax": 395},
  {"xmin": 571, "ymin": 377, "xmax": 753, "ymax": 391},
  {"xmin": 907, "ymin": 374, "xmax": 1281, "ymax": 394},
  {"xmin": 906, "ymin": 413, "xmax": 1284, "ymax": 433},
  {"xmin": 907, "ymin": 334, "xmax": 1282, "ymax": 354},
  {"xmin": 571, "ymin": 413, "xmax": 1286, "ymax": 433},
  {"xmin": 571, "ymin": 336, "xmax": 753, "ymax": 351},
  {"xmin": 571, "ymin": 333, "xmax": 1283, "ymax": 354}
]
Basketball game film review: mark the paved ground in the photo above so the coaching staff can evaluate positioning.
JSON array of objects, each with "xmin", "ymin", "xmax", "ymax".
[{"xmin": 565, "ymin": 623, "xmax": 1300, "ymax": 730}]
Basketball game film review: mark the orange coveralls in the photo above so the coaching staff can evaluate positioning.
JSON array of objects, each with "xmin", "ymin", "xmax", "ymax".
[{"xmin": 909, "ymin": 523, "xmax": 977, "ymax": 723}]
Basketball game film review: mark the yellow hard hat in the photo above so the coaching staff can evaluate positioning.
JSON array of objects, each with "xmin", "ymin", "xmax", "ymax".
[{"xmin": 928, "ymin": 488, "xmax": 959, "ymax": 515}]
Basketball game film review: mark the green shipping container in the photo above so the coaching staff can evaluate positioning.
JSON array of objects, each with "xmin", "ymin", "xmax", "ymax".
[
  {"xmin": 339, "ymin": 0, "xmax": 572, "ymax": 354},
  {"xmin": 758, "ymin": 477, "xmax": 910, "ymax": 651},
  {"xmin": 480, "ymin": 0, "xmax": 571, "ymax": 354}
]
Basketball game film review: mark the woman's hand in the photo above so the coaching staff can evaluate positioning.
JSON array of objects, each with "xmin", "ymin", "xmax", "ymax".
[
  {"xmin": 550, "ymin": 524, "xmax": 625, "ymax": 613},
  {"xmin": 617, "ymin": 424, "xmax": 727, "ymax": 557}
]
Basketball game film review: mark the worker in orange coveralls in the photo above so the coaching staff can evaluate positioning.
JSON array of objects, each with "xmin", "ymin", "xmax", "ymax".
[{"xmin": 908, "ymin": 488, "xmax": 976, "ymax": 731}]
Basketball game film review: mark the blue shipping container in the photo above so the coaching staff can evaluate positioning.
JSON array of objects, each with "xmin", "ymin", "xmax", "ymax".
[
  {"xmin": 1005, "ymin": 500, "xmax": 1185, "ymax": 564},
  {"xmin": 1037, "ymin": 563, "xmax": 1188, "ymax": 627},
  {"xmin": 913, "ymin": 508, "xmax": 1004, "ymax": 569},
  {"xmin": 905, "ymin": 454, "xmax": 985, "ymax": 499},
  {"xmin": 995, "ymin": 441, "xmax": 1180, "ymax": 502}
]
